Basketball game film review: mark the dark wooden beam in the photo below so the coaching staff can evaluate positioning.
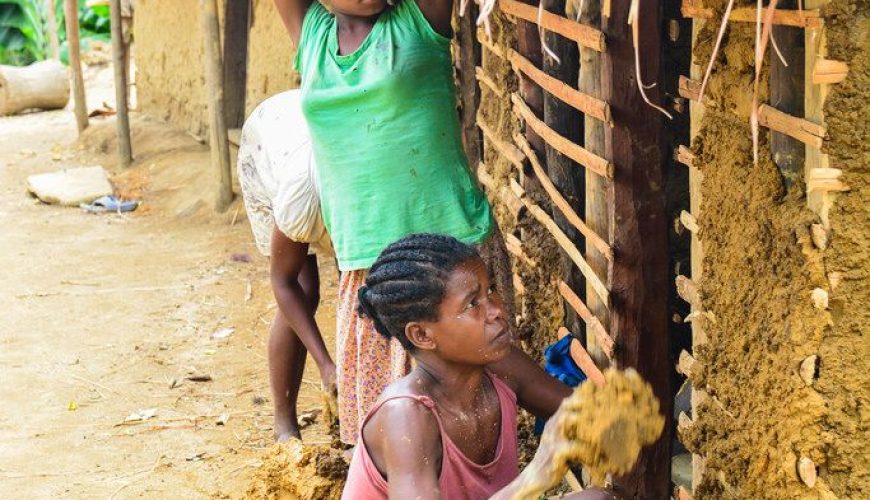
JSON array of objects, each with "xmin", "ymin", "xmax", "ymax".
[
  {"xmin": 601, "ymin": 0, "xmax": 673, "ymax": 497},
  {"xmin": 515, "ymin": 1, "xmax": 545, "ymax": 155},
  {"xmin": 223, "ymin": 0, "xmax": 251, "ymax": 128},
  {"xmin": 541, "ymin": 0, "xmax": 585, "ymax": 335},
  {"xmin": 769, "ymin": 0, "xmax": 805, "ymax": 190},
  {"xmin": 457, "ymin": 2, "xmax": 482, "ymax": 167}
]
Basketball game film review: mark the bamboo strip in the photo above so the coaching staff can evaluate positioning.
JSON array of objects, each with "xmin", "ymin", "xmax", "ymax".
[
  {"xmin": 812, "ymin": 59, "xmax": 849, "ymax": 84},
  {"xmin": 476, "ymin": 66, "xmax": 506, "ymax": 97},
  {"xmin": 511, "ymin": 93, "xmax": 613, "ymax": 179},
  {"xmin": 500, "ymin": 0, "xmax": 606, "ymax": 52},
  {"xmin": 677, "ymin": 349, "xmax": 696, "ymax": 377},
  {"xmin": 681, "ymin": 0, "xmax": 822, "ymax": 28},
  {"xmin": 511, "ymin": 178, "xmax": 611, "ymax": 307},
  {"xmin": 507, "ymin": 49, "xmax": 611, "ymax": 123},
  {"xmin": 558, "ymin": 280, "xmax": 615, "ymax": 358},
  {"xmin": 678, "ymin": 75, "xmax": 702, "ymax": 102},
  {"xmin": 557, "ymin": 327, "xmax": 606, "ymax": 385},
  {"xmin": 504, "ymin": 233, "xmax": 537, "ymax": 269},
  {"xmin": 675, "ymin": 145, "xmax": 697, "ymax": 168},
  {"xmin": 757, "ymin": 104, "xmax": 826, "ymax": 149},
  {"xmin": 478, "ymin": 117, "xmax": 526, "ymax": 170},
  {"xmin": 514, "ymin": 132, "xmax": 613, "ymax": 260}
]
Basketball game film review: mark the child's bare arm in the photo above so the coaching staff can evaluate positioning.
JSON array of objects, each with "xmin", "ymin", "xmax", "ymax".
[
  {"xmin": 488, "ymin": 346, "xmax": 572, "ymax": 420},
  {"xmin": 274, "ymin": 0, "xmax": 314, "ymax": 46},
  {"xmin": 416, "ymin": 0, "xmax": 454, "ymax": 38}
]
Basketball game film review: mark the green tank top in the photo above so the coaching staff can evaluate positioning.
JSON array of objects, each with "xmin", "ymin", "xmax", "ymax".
[{"xmin": 294, "ymin": 0, "xmax": 492, "ymax": 271}]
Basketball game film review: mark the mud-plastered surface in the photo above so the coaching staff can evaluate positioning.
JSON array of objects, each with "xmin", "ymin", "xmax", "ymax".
[{"xmin": 244, "ymin": 440, "xmax": 348, "ymax": 500}]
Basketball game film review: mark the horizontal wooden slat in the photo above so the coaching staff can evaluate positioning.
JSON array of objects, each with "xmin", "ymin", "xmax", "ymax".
[
  {"xmin": 681, "ymin": 0, "xmax": 822, "ymax": 28},
  {"xmin": 678, "ymin": 75, "xmax": 702, "ymax": 101},
  {"xmin": 504, "ymin": 233, "xmax": 537, "ymax": 269},
  {"xmin": 513, "ymin": 132, "xmax": 613, "ymax": 261},
  {"xmin": 511, "ymin": 93, "xmax": 613, "ymax": 179},
  {"xmin": 477, "ymin": 30, "xmax": 506, "ymax": 59},
  {"xmin": 507, "ymin": 48, "xmax": 611, "ymax": 123},
  {"xmin": 500, "ymin": 0, "xmax": 606, "ymax": 52},
  {"xmin": 511, "ymin": 178, "xmax": 611, "ymax": 307},
  {"xmin": 676, "ymin": 349, "xmax": 696, "ymax": 377},
  {"xmin": 757, "ymin": 104, "xmax": 826, "ymax": 149},
  {"xmin": 477, "ymin": 116, "xmax": 526, "ymax": 170},
  {"xmin": 557, "ymin": 327, "xmax": 605, "ymax": 385},
  {"xmin": 558, "ymin": 280, "xmax": 614, "ymax": 358},
  {"xmin": 812, "ymin": 59, "xmax": 849, "ymax": 84},
  {"xmin": 675, "ymin": 275, "xmax": 701, "ymax": 309},
  {"xmin": 675, "ymin": 145, "xmax": 697, "ymax": 168},
  {"xmin": 475, "ymin": 66, "xmax": 506, "ymax": 97},
  {"xmin": 477, "ymin": 163, "xmax": 526, "ymax": 219}
]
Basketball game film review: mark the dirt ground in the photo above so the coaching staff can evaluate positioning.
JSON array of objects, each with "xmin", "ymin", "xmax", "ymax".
[{"xmin": 0, "ymin": 65, "xmax": 336, "ymax": 498}]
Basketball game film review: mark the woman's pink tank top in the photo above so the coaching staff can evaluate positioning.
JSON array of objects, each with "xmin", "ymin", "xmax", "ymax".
[{"xmin": 341, "ymin": 372, "xmax": 519, "ymax": 499}]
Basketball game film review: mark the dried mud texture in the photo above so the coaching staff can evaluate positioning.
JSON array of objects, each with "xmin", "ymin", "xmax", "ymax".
[
  {"xmin": 245, "ymin": 0, "xmax": 302, "ymax": 116},
  {"xmin": 506, "ymin": 369, "xmax": 664, "ymax": 498},
  {"xmin": 684, "ymin": 1, "xmax": 853, "ymax": 497},
  {"xmin": 816, "ymin": 0, "xmax": 870, "ymax": 496},
  {"xmin": 136, "ymin": 0, "xmax": 299, "ymax": 138},
  {"xmin": 245, "ymin": 440, "xmax": 348, "ymax": 500}
]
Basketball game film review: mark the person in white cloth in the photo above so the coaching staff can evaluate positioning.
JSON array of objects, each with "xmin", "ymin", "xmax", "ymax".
[{"xmin": 237, "ymin": 90, "xmax": 337, "ymax": 441}]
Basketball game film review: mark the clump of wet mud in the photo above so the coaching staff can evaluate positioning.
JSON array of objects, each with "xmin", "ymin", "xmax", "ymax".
[
  {"xmin": 683, "ymin": 0, "xmax": 862, "ymax": 497},
  {"xmin": 245, "ymin": 440, "xmax": 348, "ymax": 500},
  {"xmin": 505, "ymin": 369, "xmax": 663, "ymax": 498}
]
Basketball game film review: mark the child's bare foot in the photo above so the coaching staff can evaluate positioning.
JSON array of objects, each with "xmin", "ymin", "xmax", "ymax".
[{"xmin": 274, "ymin": 415, "xmax": 302, "ymax": 442}]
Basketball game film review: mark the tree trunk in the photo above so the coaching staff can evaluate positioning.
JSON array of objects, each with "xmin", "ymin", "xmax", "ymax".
[{"xmin": 0, "ymin": 60, "xmax": 70, "ymax": 115}]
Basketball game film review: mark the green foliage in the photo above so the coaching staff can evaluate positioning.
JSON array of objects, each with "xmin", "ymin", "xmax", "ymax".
[{"xmin": 0, "ymin": 0, "xmax": 111, "ymax": 66}]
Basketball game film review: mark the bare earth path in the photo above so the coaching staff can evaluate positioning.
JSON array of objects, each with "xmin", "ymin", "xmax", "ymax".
[{"xmin": 0, "ymin": 66, "xmax": 336, "ymax": 498}]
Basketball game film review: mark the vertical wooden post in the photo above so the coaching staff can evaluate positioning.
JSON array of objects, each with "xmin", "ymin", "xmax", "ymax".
[
  {"xmin": 457, "ymin": 2, "xmax": 482, "ymax": 168},
  {"xmin": 109, "ymin": 0, "xmax": 132, "ymax": 167},
  {"xmin": 64, "ymin": 0, "xmax": 88, "ymax": 133},
  {"xmin": 804, "ymin": 0, "xmax": 831, "ymax": 226},
  {"xmin": 201, "ymin": 0, "xmax": 234, "ymax": 212},
  {"xmin": 515, "ymin": 1, "xmax": 545, "ymax": 155},
  {"xmin": 223, "ymin": 0, "xmax": 251, "ymax": 128},
  {"xmin": 579, "ymin": 0, "xmax": 611, "ymax": 365},
  {"xmin": 688, "ymin": 12, "xmax": 708, "ymax": 494},
  {"xmin": 769, "ymin": 0, "xmax": 805, "ymax": 190},
  {"xmin": 46, "ymin": 0, "xmax": 60, "ymax": 60},
  {"xmin": 602, "ymin": 0, "xmax": 672, "ymax": 497},
  {"xmin": 542, "ymin": 0, "xmax": 585, "ymax": 335}
]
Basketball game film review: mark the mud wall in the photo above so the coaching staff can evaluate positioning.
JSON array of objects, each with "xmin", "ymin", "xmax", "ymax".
[
  {"xmin": 135, "ymin": 0, "xmax": 299, "ymax": 138},
  {"xmin": 683, "ymin": 1, "xmax": 868, "ymax": 498}
]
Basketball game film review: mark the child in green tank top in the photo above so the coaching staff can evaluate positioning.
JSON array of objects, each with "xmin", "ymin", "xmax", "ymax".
[{"xmin": 273, "ymin": 0, "xmax": 510, "ymax": 446}]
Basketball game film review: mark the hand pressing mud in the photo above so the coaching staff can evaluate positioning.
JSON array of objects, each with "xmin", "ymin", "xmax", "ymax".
[{"xmin": 493, "ymin": 369, "xmax": 664, "ymax": 499}]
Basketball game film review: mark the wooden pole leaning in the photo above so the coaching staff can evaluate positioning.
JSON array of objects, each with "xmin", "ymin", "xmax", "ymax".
[
  {"xmin": 64, "ymin": 0, "xmax": 88, "ymax": 133},
  {"xmin": 109, "ymin": 0, "xmax": 132, "ymax": 167},
  {"xmin": 201, "ymin": 0, "xmax": 234, "ymax": 212}
]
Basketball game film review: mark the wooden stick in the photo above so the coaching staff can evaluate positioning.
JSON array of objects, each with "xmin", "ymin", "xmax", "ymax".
[
  {"xmin": 677, "ymin": 411, "xmax": 693, "ymax": 434},
  {"xmin": 557, "ymin": 327, "xmax": 605, "ymax": 385},
  {"xmin": 511, "ymin": 93, "xmax": 613, "ymax": 179},
  {"xmin": 504, "ymin": 233, "xmax": 537, "ymax": 269},
  {"xmin": 477, "ymin": 163, "xmax": 526, "ymax": 219},
  {"xmin": 757, "ymin": 104, "xmax": 826, "ymax": 149},
  {"xmin": 476, "ymin": 162, "xmax": 495, "ymax": 191},
  {"xmin": 678, "ymin": 75, "xmax": 702, "ymax": 102},
  {"xmin": 675, "ymin": 145, "xmax": 697, "ymax": 168},
  {"xmin": 676, "ymin": 349, "xmax": 696, "ymax": 377},
  {"xmin": 64, "ymin": 0, "xmax": 88, "ymax": 133},
  {"xmin": 681, "ymin": 0, "xmax": 822, "ymax": 28},
  {"xmin": 477, "ymin": 116, "xmax": 526, "ymax": 171},
  {"xmin": 812, "ymin": 59, "xmax": 849, "ymax": 84},
  {"xmin": 475, "ymin": 66, "xmax": 505, "ymax": 97},
  {"xmin": 46, "ymin": 0, "xmax": 60, "ymax": 60},
  {"xmin": 110, "ymin": 0, "xmax": 132, "ymax": 167},
  {"xmin": 511, "ymin": 178, "xmax": 611, "ymax": 307},
  {"xmin": 507, "ymin": 49, "xmax": 611, "ymax": 123},
  {"xmin": 500, "ymin": 0, "xmax": 606, "ymax": 52},
  {"xmin": 807, "ymin": 167, "xmax": 850, "ymax": 192},
  {"xmin": 513, "ymin": 273, "xmax": 526, "ymax": 296},
  {"xmin": 514, "ymin": 132, "xmax": 613, "ymax": 260},
  {"xmin": 558, "ymin": 280, "xmax": 614, "ymax": 358},
  {"xmin": 201, "ymin": 0, "xmax": 234, "ymax": 212}
]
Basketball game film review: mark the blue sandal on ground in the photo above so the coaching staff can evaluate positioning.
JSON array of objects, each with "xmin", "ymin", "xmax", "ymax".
[{"xmin": 80, "ymin": 195, "xmax": 139, "ymax": 213}]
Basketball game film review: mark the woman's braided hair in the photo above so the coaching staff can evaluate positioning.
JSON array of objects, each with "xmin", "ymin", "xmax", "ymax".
[{"xmin": 357, "ymin": 233, "xmax": 479, "ymax": 350}]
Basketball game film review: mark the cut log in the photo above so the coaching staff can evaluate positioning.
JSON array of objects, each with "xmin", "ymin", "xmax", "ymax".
[{"xmin": 0, "ymin": 61, "xmax": 70, "ymax": 115}]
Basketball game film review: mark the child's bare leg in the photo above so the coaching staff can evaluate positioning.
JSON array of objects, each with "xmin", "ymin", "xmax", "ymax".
[
  {"xmin": 269, "ymin": 311, "xmax": 308, "ymax": 441},
  {"xmin": 269, "ymin": 255, "xmax": 323, "ymax": 441}
]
